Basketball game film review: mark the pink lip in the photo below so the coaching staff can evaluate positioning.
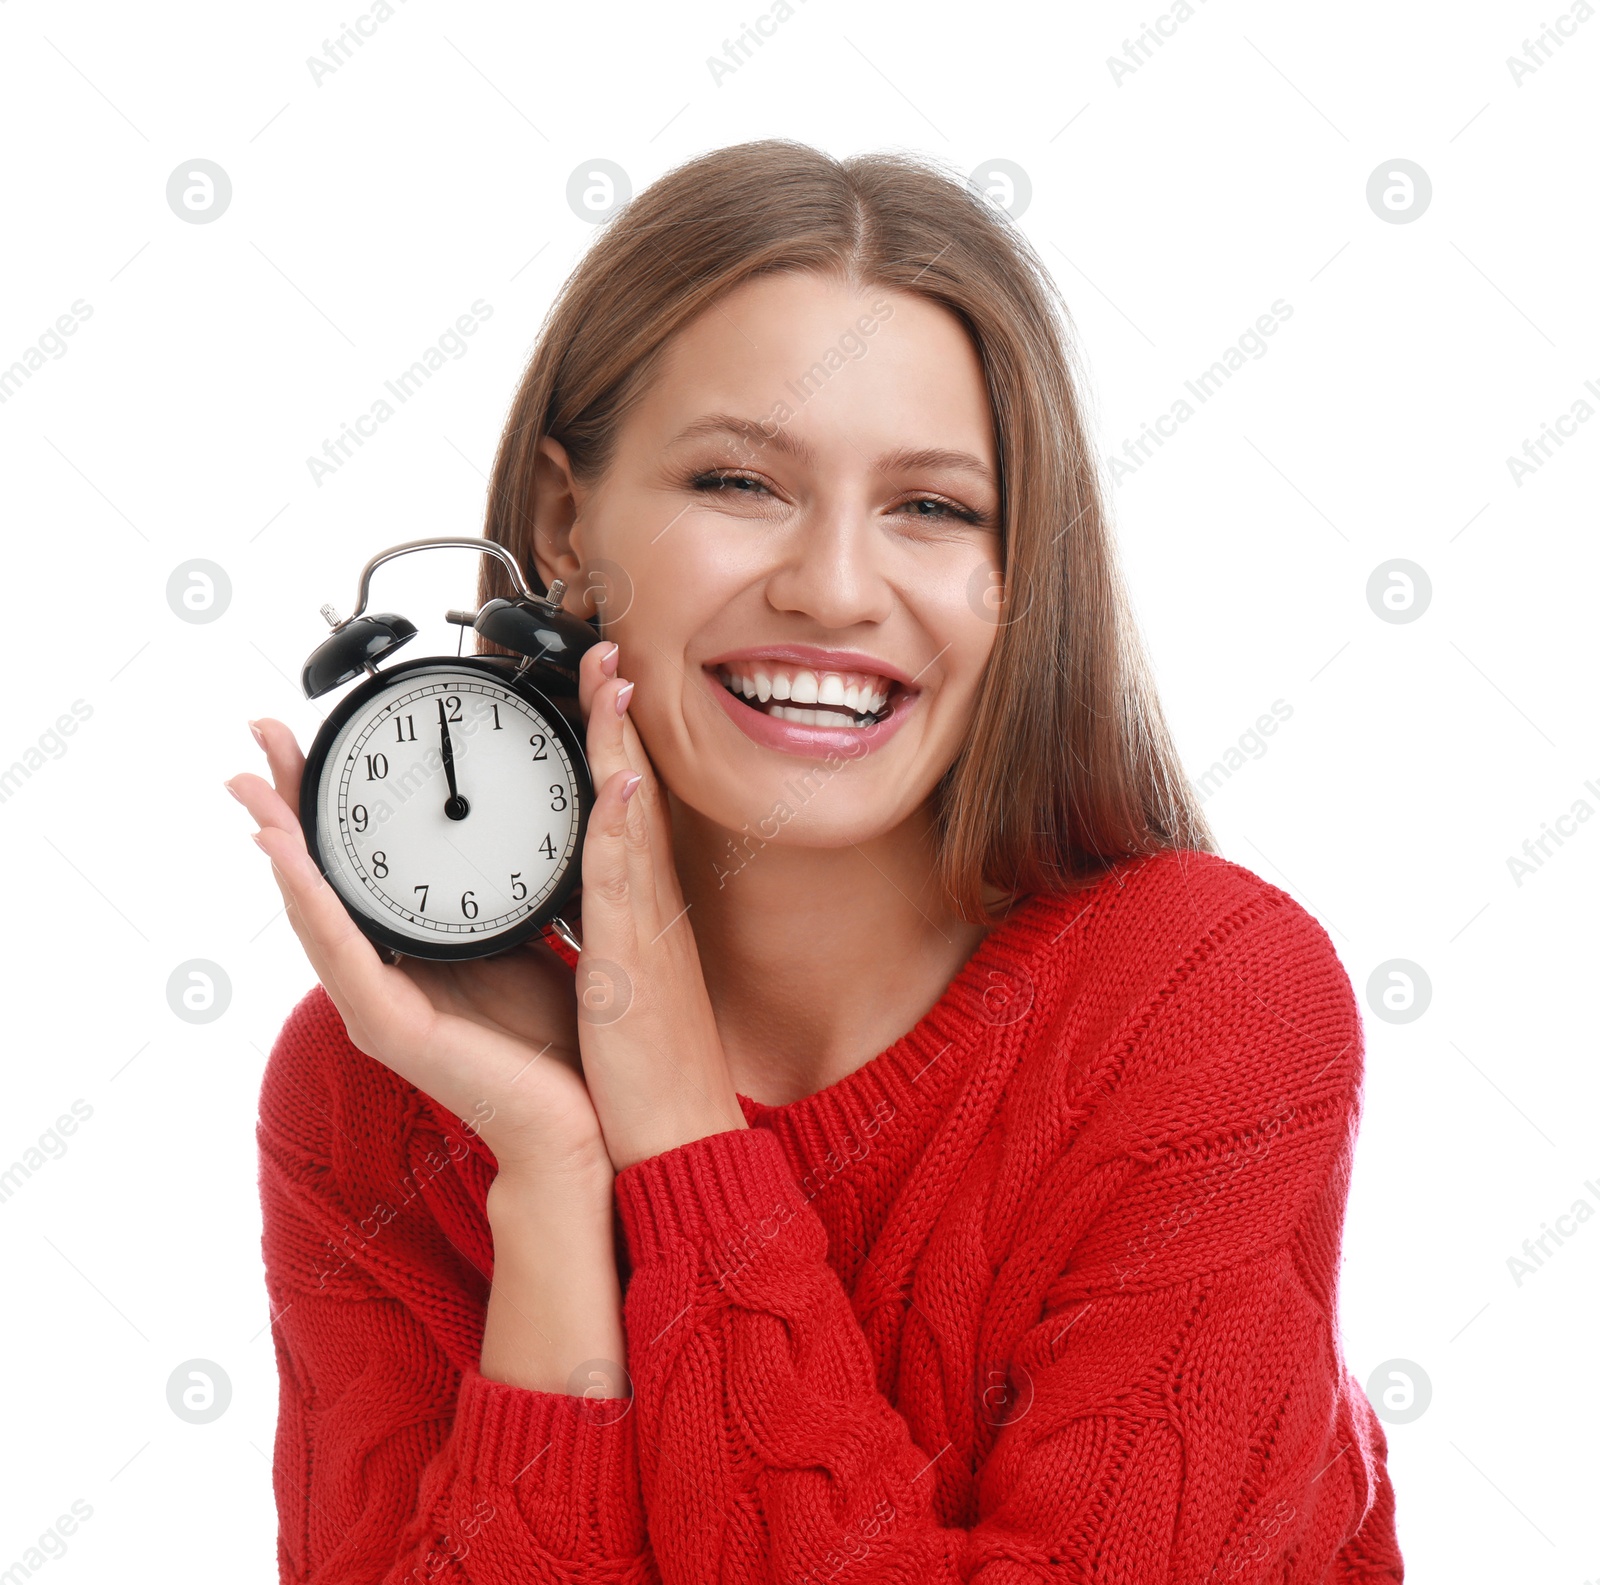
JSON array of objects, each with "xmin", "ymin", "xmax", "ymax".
[
  {"xmin": 701, "ymin": 643, "xmax": 917, "ymax": 690},
  {"xmin": 704, "ymin": 666, "xmax": 919, "ymax": 758}
]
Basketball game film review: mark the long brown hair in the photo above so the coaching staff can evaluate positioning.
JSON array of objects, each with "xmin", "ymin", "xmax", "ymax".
[{"xmin": 475, "ymin": 139, "xmax": 1213, "ymax": 922}]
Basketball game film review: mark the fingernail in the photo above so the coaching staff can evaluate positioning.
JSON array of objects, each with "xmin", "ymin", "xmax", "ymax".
[
  {"xmin": 599, "ymin": 643, "xmax": 620, "ymax": 678},
  {"xmin": 615, "ymin": 680, "xmax": 635, "ymax": 716},
  {"xmin": 621, "ymin": 772, "xmax": 642, "ymax": 803},
  {"xmin": 224, "ymin": 779, "xmax": 243, "ymax": 804},
  {"xmin": 250, "ymin": 830, "xmax": 268, "ymax": 852},
  {"xmin": 248, "ymin": 719, "xmax": 267, "ymax": 752}
]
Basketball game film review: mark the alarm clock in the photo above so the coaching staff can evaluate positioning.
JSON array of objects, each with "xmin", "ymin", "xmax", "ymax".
[{"xmin": 296, "ymin": 536, "xmax": 600, "ymax": 962}]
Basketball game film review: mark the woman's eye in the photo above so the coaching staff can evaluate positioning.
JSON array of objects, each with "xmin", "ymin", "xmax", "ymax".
[
  {"xmin": 690, "ymin": 470, "xmax": 771, "ymax": 496},
  {"xmin": 895, "ymin": 496, "xmax": 984, "ymax": 525}
]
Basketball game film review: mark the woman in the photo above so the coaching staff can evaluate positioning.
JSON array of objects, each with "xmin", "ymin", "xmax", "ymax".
[{"xmin": 230, "ymin": 140, "xmax": 1404, "ymax": 1582}]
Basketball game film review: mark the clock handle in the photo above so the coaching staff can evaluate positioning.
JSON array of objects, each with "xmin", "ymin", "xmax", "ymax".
[{"xmin": 328, "ymin": 536, "xmax": 550, "ymax": 629}]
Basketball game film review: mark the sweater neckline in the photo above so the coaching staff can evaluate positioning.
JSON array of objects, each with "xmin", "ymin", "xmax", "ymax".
[{"xmin": 730, "ymin": 887, "xmax": 1068, "ymax": 1146}]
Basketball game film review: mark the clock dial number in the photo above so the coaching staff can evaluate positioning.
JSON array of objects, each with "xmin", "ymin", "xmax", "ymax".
[
  {"xmin": 461, "ymin": 891, "xmax": 478, "ymax": 919},
  {"xmin": 414, "ymin": 883, "xmax": 429, "ymax": 912},
  {"xmin": 510, "ymin": 872, "xmax": 527, "ymax": 900},
  {"xmin": 529, "ymin": 733, "xmax": 548, "ymax": 761},
  {"xmin": 371, "ymin": 851, "xmax": 389, "ymax": 878},
  {"xmin": 550, "ymin": 785, "xmax": 567, "ymax": 811},
  {"xmin": 351, "ymin": 804, "xmax": 368, "ymax": 832},
  {"xmin": 364, "ymin": 752, "xmax": 389, "ymax": 781},
  {"xmin": 539, "ymin": 835, "xmax": 556, "ymax": 860},
  {"xmin": 394, "ymin": 714, "xmax": 417, "ymax": 742}
]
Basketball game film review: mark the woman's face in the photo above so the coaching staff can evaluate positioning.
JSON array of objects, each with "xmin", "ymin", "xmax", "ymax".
[{"xmin": 553, "ymin": 269, "xmax": 1003, "ymax": 849}]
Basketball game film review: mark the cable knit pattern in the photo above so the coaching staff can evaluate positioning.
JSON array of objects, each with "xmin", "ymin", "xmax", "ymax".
[{"xmin": 256, "ymin": 848, "xmax": 1404, "ymax": 1582}]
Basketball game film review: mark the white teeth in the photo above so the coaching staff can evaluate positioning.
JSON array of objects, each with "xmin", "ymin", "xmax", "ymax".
[
  {"xmin": 770, "ymin": 705, "xmax": 860, "ymax": 727},
  {"xmin": 717, "ymin": 663, "xmax": 899, "ymax": 723}
]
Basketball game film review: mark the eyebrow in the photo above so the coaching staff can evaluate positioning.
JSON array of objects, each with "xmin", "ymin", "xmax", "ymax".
[{"xmin": 669, "ymin": 413, "xmax": 996, "ymax": 485}]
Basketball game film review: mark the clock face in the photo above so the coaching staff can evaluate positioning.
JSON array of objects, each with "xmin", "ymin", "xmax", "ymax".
[{"xmin": 306, "ymin": 663, "xmax": 587, "ymax": 954}]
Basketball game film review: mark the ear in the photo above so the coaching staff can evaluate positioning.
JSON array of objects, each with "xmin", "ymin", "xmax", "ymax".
[{"xmin": 526, "ymin": 435, "xmax": 594, "ymax": 615}]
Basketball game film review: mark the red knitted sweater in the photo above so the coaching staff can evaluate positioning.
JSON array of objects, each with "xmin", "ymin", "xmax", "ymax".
[{"xmin": 256, "ymin": 848, "xmax": 1404, "ymax": 1583}]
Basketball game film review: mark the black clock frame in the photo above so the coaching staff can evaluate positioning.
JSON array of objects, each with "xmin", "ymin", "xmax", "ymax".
[{"xmin": 298, "ymin": 653, "xmax": 593, "ymax": 962}]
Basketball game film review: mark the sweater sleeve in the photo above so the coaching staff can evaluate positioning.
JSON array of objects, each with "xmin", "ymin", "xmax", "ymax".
[
  {"xmin": 262, "ymin": 1279, "xmax": 658, "ymax": 1584},
  {"xmin": 606, "ymin": 897, "xmax": 1404, "ymax": 1583},
  {"xmin": 258, "ymin": 997, "xmax": 658, "ymax": 1584}
]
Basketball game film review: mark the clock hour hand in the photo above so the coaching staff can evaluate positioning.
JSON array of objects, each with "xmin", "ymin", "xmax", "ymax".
[{"xmin": 437, "ymin": 698, "xmax": 469, "ymax": 821}]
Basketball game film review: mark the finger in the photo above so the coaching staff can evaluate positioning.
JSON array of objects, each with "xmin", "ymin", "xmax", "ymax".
[
  {"xmin": 579, "ymin": 765, "xmax": 645, "ymax": 959},
  {"xmin": 224, "ymin": 771, "xmax": 327, "ymax": 977},
  {"xmin": 585, "ymin": 672, "xmax": 637, "ymax": 817},
  {"xmin": 232, "ymin": 716, "xmax": 367, "ymax": 986},
  {"xmin": 611, "ymin": 698, "xmax": 682, "ymax": 910},
  {"xmin": 226, "ymin": 771, "xmax": 298, "ymax": 840},
  {"xmin": 249, "ymin": 816, "xmax": 432, "ymax": 1053},
  {"xmin": 250, "ymin": 717, "xmax": 305, "ymax": 815},
  {"xmin": 225, "ymin": 767, "xmax": 337, "ymax": 968},
  {"xmin": 579, "ymin": 657, "xmax": 680, "ymax": 930},
  {"xmin": 240, "ymin": 808, "xmax": 355, "ymax": 996},
  {"xmin": 577, "ymin": 636, "xmax": 620, "ymax": 726},
  {"xmin": 225, "ymin": 737, "xmax": 428, "ymax": 1060},
  {"xmin": 590, "ymin": 675, "xmax": 667, "ymax": 934}
]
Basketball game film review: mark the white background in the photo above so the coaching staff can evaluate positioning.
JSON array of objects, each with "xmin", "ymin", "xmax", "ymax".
[{"xmin": 1, "ymin": 0, "xmax": 1595, "ymax": 1578}]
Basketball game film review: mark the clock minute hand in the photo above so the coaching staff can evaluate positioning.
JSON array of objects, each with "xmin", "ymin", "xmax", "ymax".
[{"xmin": 437, "ymin": 698, "xmax": 469, "ymax": 820}]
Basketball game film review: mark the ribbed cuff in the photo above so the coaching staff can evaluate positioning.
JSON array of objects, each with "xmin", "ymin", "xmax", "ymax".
[
  {"xmin": 612, "ymin": 1124, "xmax": 813, "ymax": 1270},
  {"xmin": 451, "ymin": 1366, "xmax": 644, "ymax": 1553}
]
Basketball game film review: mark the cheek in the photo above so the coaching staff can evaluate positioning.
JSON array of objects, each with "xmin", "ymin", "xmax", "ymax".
[
  {"xmin": 624, "ymin": 642, "xmax": 692, "ymax": 746},
  {"xmin": 937, "ymin": 624, "xmax": 1000, "ymax": 723},
  {"xmin": 602, "ymin": 514, "xmax": 756, "ymax": 638},
  {"xmin": 616, "ymin": 610, "xmax": 719, "ymax": 755},
  {"xmin": 906, "ymin": 567, "xmax": 1003, "ymax": 709}
]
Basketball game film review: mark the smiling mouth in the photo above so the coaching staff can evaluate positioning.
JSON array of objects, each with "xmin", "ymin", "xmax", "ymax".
[{"xmin": 709, "ymin": 663, "xmax": 905, "ymax": 729}]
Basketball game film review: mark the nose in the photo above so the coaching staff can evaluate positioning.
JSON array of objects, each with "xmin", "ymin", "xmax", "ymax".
[{"xmin": 762, "ymin": 496, "xmax": 895, "ymax": 630}]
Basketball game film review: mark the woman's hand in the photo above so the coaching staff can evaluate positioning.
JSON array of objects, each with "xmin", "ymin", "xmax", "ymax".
[
  {"xmin": 574, "ymin": 641, "xmax": 747, "ymax": 1171},
  {"xmin": 226, "ymin": 723, "xmax": 607, "ymax": 1186}
]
